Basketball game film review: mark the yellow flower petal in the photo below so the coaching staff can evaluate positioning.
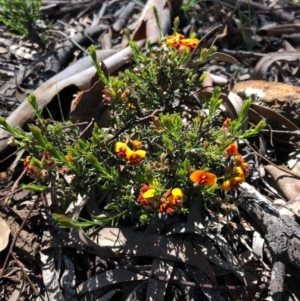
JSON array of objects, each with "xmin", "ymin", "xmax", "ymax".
[
  {"xmin": 233, "ymin": 166, "xmax": 244, "ymax": 177},
  {"xmin": 180, "ymin": 38, "xmax": 200, "ymax": 50},
  {"xmin": 221, "ymin": 180, "xmax": 231, "ymax": 191},
  {"xmin": 143, "ymin": 188, "xmax": 156, "ymax": 199},
  {"xmin": 126, "ymin": 149, "xmax": 146, "ymax": 162},
  {"xmin": 221, "ymin": 175, "xmax": 245, "ymax": 191},
  {"xmin": 172, "ymin": 188, "xmax": 183, "ymax": 198},
  {"xmin": 135, "ymin": 150, "xmax": 146, "ymax": 158},
  {"xmin": 115, "ymin": 142, "xmax": 129, "ymax": 152},
  {"xmin": 234, "ymin": 176, "xmax": 245, "ymax": 183}
]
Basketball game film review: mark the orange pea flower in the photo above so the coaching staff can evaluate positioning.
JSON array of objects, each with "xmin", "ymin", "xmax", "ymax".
[
  {"xmin": 234, "ymin": 155, "xmax": 249, "ymax": 175},
  {"xmin": 179, "ymin": 37, "xmax": 200, "ymax": 51},
  {"xmin": 159, "ymin": 188, "xmax": 183, "ymax": 214},
  {"xmin": 223, "ymin": 118, "xmax": 231, "ymax": 127},
  {"xmin": 130, "ymin": 139, "xmax": 141, "ymax": 150},
  {"xmin": 23, "ymin": 155, "xmax": 31, "ymax": 167},
  {"xmin": 190, "ymin": 170, "xmax": 217, "ymax": 187},
  {"xmin": 23, "ymin": 156, "xmax": 37, "ymax": 176},
  {"xmin": 126, "ymin": 149, "xmax": 146, "ymax": 165},
  {"xmin": 115, "ymin": 142, "xmax": 130, "ymax": 158},
  {"xmin": 65, "ymin": 154, "xmax": 74, "ymax": 161},
  {"xmin": 26, "ymin": 164, "xmax": 37, "ymax": 176},
  {"xmin": 166, "ymin": 32, "xmax": 185, "ymax": 48},
  {"xmin": 137, "ymin": 185, "xmax": 156, "ymax": 208},
  {"xmin": 166, "ymin": 32, "xmax": 199, "ymax": 52},
  {"xmin": 226, "ymin": 143, "xmax": 239, "ymax": 157},
  {"xmin": 221, "ymin": 166, "xmax": 245, "ymax": 191}
]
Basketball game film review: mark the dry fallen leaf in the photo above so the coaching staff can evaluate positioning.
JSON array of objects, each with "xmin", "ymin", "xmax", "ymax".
[
  {"xmin": 253, "ymin": 52, "xmax": 300, "ymax": 80},
  {"xmin": 91, "ymin": 227, "xmax": 217, "ymax": 284},
  {"xmin": 130, "ymin": 0, "xmax": 174, "ymax": 44},
  {"xmin": 278, "ymin": 196, "xmax": 300, "ymax": 217},
  {"xmin": 0, "ymin": 216, "xmax": 10, "ymax": 252},
  {"xmin": 69, "ymin": 76, "xmax": 110, "ymax": 130},
  {"xmin": 265, "ymin": 165, "xmax": 300, "ymax": 201}
]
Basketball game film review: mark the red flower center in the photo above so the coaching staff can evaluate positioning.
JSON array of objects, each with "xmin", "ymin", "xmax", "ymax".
[{"xmin": 117, "ymin": 147, "xmax": 127, "ymax": 158}]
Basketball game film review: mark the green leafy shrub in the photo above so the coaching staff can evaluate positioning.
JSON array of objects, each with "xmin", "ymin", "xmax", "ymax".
[{"xmin": 0, "ymin": 22, "xmax": 265, "ymax": 231}]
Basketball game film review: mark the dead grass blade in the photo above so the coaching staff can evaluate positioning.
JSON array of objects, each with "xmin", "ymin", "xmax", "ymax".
[
  {"xmin": 193, "ymin": 239, "xmax": 245, "ymax": 275},
  {"xmin": 222, "ymin": 0, "xmax": 294, "ymax": 23},
  {"xmin": 60, "ymin": 255, "xmax": 76, "ymax": 300}
]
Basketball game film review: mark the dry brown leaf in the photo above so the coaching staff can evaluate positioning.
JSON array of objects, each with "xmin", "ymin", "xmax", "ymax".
[
  {"xmin": 265, "ymin": 165, "xmax": 300, "ymax": 201},
  {"xmin": 194, "ymin": 270, "xmax": 226, "ymax": 301},
  {"xmin": 146, "ymin": 259, "xmax": 174, "ymax": 301},
  {"xmin": 279, "ymin": 196, "xmax": 300, "ymax": 217},
  {"xmin": 253, "ymin": 52, "xmax": 300, "ymax": 80},
  {"xmin": 130, "ymin": 0, "xmax": 173, "ymax": 43},
  {"xmin": 0, "ymin": 49, "xmax": 116, "ymax": 152},
  {"xmin": 258, "ymin": 23, "xmax": 300, "ymax": 37},
  {"xmin": 249, "ymin": 103, "xmax": 299, "ymax": 131},
  {"xmin": 223, "ymin": 91, "xmax": 244, "ymax": 119},
  {"xmin": 69, "ymin": 78, "xmax": 110, "ymax": 132},
  {"xmin": 91, "ymin": 227, "xmax": 217, "ymax": 284},
  {"xmin": 0, "ymin": 216, "xmax": 10, "ymax": 252},
  {"xmin": 208, "ymin": 52, "xmax": 240, "ymax": 65},
  {"xmin": 76, "ymin": 268, "xmax": 148, "ymax": 297}
]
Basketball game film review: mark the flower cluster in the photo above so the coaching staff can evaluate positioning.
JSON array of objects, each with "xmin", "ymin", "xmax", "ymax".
[
  {"xmin": 135, "ymin": 141, "xmax": 250, "ymax": 214},
  {"xmin": 138, "ymin": 184, "xmax": 183, "ymax": 215},
  {"xmin": 115, "ymin": 141, "xmax": 146, "ymax": 165},
  {"xmin": 166, "ymin": 32, "xmax": 200, "ymax": 52},
  {"xmin": 23, "ymin": 155, "xmax": 37, "ymax": 176},
  {"xmin": 102, "ymin": 88, "xmax": 113, "ymax": 104},
  {"xmin": 23, "ymin": 152, "xmax": 56, "ymax": 180},
  {"xmin": 221, "ymin": 143, "xmax": 249, "ymax": 191}
]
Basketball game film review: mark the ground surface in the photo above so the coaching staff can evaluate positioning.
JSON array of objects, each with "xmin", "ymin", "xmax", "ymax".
[{"xmin": 1, "ymin": 1, "xmax": 300, "ymax": 300}]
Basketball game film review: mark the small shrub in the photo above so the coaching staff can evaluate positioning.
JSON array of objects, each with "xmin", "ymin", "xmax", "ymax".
[{"xmin": 0, "ymin": 19, "xmax": 265, "ymax": 231}]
